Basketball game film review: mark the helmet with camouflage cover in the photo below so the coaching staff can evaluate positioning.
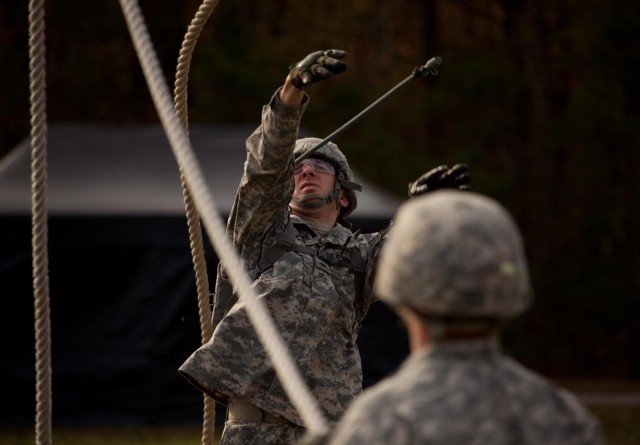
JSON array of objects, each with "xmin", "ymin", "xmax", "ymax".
[
  {"xmin": 292, "ymin": 138, "xmax": 362, "ymax": 217},
  {"xmin": 375, "ymin": 190, "xmax": 532, "ymax": 319}
]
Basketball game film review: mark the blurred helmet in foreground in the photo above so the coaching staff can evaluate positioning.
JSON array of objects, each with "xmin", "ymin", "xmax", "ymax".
[{"xmin": 375, "ymin": 190, "xmax": 532, "ymax": 319}]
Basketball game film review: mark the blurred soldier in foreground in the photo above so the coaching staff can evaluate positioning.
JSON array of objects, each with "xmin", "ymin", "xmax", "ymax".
[
  {"xmin": 178, "ymin": 49, "xmax": 471, "ymax": 445},
  {"xmin": 326, "ymin": 190, "xmax": 604, "ymax": 445}
]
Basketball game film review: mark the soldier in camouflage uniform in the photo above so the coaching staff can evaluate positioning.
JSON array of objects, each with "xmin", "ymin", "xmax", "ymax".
[
  {"xmin": 178, "ymin": 50, "xmax": 471, "ymax": 445},
  {"xmin": 326, "ymin": 190, "xmax": 604, "ymax": 445}
]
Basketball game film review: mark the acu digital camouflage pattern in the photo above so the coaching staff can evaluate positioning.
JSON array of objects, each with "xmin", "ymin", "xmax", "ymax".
[
  {"xmin": 328, "ymin": 338, "xmax": 604, "ymax": 445},
  {"xmin": 375, "ymin": 191, "xmax": 533, "ymax": 318},
  {"xmin": 179, "ymin": 89, "xmax": 387, "ymax": 437}
]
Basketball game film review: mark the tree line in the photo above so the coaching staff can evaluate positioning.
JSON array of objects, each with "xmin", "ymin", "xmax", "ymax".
[{"xmin": 1, "ymin": 0, "xmax": 638, "ymax": 379}]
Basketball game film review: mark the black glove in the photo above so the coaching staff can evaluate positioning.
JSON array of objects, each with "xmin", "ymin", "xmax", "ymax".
[
  {"xmin": 408, "ymin": 163, "xmax": 471, "ymax": 197},
  {"xmin": 288, "ymin": 49, "xmax": 347, "ymax": 89}
]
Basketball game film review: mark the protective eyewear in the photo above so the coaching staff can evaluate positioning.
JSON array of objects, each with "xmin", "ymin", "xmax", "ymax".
[{"xmin": 293, "ymin": 158, "xmax": 336, "ymax": 175}]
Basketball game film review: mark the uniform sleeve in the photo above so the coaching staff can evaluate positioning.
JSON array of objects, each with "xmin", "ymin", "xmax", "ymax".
[
  {"xmin": 226, "ymin": 88, "xmax": 309, "ymax": 263},
  {"xmin": 211, "ymin": 90, "xmax": 309, "ymax": 325}
]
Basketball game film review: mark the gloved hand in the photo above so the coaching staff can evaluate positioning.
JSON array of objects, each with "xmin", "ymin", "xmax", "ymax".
[
  {"xmin": 408, "ymin": 163, "xmax": 471, "ymax": 197},
  {"xmin": 288, "ymin": 49, "xmax": 347, "ymax": 89}
]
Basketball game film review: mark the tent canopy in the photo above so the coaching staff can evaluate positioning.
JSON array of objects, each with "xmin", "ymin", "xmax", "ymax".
[{"xmin": 0, "ymin": 124, "xmax": 401, "ymax": 218}]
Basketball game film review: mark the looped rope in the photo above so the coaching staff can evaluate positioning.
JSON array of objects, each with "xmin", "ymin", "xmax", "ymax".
[
  {"xmin": 174, "ymin": 0, "xmax": 220, "ymax": 347},
  {"xmin": 173, "ymin": 1, "xmax": 221, "ymax": 443},
  {"xmin": 28, "ymin": 0, "xmax": 52, "ymax": 444},
  {"xmin": 119, "ymin": 0, "xmax": 329, "ymax": 435}
]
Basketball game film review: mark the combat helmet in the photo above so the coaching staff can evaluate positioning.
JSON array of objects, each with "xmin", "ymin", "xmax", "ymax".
[
  {"xmin": 375, "ymin": 190, "xmax": 533, "ymax": 319},
  {"xmin": 292, "ymin": 138, "xmax": 362, "ymax": 217}
]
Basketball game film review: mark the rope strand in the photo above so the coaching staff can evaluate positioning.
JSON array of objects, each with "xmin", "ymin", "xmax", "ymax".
[
  {"xmin": 173, "ymin": 1, "xmax": 221, "ymax": 443},
  {"xmin": 28, "ymin": 0, "xmax": 52, "ymax": 444}
]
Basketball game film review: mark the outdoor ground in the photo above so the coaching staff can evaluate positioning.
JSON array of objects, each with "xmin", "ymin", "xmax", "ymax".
[
  {"xmin": 2, "ymin": 380, "xmax": 639, "ymax": 445},
  {"xmin": 1, "ymin": 406, "xmax": 638, "ymax": 445}
]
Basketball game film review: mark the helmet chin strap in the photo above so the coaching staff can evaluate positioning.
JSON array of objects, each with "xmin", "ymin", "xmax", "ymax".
[
  {"xmin": 289, "ymin": 178, "xmax": 361, "ymax": 213},
  {"xmin": 290, "ymin": 189, "xmax": 341, "ymax": 211}
]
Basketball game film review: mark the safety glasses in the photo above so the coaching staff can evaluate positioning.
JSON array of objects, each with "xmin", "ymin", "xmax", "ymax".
[{"xmin": 293, "ymin": 158, "xmax": 336, "ymax": 175}]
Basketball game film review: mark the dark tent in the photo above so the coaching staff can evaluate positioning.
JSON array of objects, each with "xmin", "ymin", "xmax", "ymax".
[{"xmin": 0, "ymin": 124, "xmax": 408, "ymax": 426}]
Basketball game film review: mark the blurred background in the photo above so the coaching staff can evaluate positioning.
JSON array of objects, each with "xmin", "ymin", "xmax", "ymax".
[{"xmin": 1, "ymin": 0, "xmax": 639, "ymax": 443}]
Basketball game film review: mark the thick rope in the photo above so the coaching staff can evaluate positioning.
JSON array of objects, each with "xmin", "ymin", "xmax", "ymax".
[
  {"xmin": 28, "ymin": 0, "xmax": 52, "ymax": 444},
  {"xmin": 174, "ymin": 0, "xmax": 221, "ymax": 346},
  {"xmin": 173, "ymin": 1, "xmax": 221, "ymax": 443},
  {"xmin": 118, "ymin": 0, "xmax": 329, "ymax": 434}
]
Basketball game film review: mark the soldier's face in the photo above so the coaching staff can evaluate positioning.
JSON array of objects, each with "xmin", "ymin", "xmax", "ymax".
[{"xmin": 292, "ymin": 160, "xmax": 338, "ymax": 199}]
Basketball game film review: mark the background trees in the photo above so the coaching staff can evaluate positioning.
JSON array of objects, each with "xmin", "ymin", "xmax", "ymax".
[{"xmin": 1, "ymin": 0, "xmax": 638, "ymax": 379}]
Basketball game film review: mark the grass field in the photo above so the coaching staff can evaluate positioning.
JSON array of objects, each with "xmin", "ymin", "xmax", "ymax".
[
  {"xmin": 3, "ymin": 380, "xmax": 640, "ymax": 445},
  {"xmin": 590, "ymin": 406, "xmax": 640, "ymax": 445},
  {"xmin": 0, "ymin": 425, "xmax": 216, "ymax": 445},
  {"xmin": 1, "ymin": 406, "xmax": 638, "ymax": 445}
]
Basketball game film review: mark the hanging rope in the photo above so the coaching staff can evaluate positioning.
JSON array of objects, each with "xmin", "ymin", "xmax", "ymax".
[
  {"xmin": 28, "ymin": 0, "xmax": 52, "ymax": 444},
  {"xmin": 118, "ymin": 0, "xmax": 329, "ymax": 435},
  {"xmin": 173, "ymin": 1, "xmax": 221, "ymax": 443}
]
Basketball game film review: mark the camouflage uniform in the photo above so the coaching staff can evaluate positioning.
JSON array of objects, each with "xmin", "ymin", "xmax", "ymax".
[
  {"xmin": 327, "ymin": 192, "xmax": 604, "ymax": 445},
  {"xmin": 328, "ymin": 337, "xmax": 604, "ymax": 445},
  {"xmin": 179, "ymin": 89, "xmax": 386, "ymax": 444}
]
